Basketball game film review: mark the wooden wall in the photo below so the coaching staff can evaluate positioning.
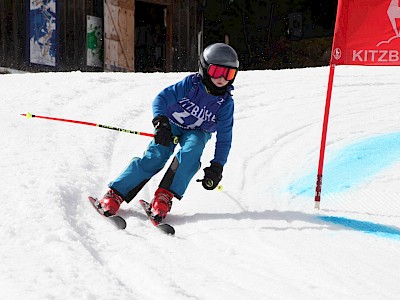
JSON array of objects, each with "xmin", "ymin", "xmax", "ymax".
[
  {"xmin": 104, "ymin": 0, "xmax": 135, "ymax": 71},
  {"xmin": 0, "ymin": 0, "xmax": 103, "ymax": 72},
  {"xmin": 0, "ymin": 0, "xmax": 26, "ymax": 70},
  {"xmin": 0, "ymin": 0, "xmax": 200, "ymax": 72},
  {"xmin": 171, "ymin": 0, "xmax": 200, "ymax": 71},
  {"xmin": 104, "ymin": 0, "xmax": 200, "ymax": 72},
  {"xmin": 46, "ymin": 0, "xmax": 104, "ymax": 71}
]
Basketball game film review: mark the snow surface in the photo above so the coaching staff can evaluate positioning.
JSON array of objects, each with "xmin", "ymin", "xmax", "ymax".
[{"xmin": 1, "ymin": 66, "xmax": 400, "ymax": 300}]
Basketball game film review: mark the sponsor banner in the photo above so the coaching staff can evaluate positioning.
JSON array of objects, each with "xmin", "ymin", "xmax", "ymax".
[
  {"xmin": 87, "ymin": 16, "xmax": 103, "ymax": 67},
  {"xmin": 29, "ymin": 0, "xmax": 57, "ymax": 67},
  {"xmin": 332, "ymin": 0, "xmax": 400, "ymax": 65}
]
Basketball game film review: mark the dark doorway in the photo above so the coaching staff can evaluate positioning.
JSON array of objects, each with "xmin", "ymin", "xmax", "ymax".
[
  {"xmin": 0, "ymin": 0, "xmax": 26, "ymax": 69},
  {"xmin": 135, "ymin": 2, "xmax": 167, "ymax": 72}
]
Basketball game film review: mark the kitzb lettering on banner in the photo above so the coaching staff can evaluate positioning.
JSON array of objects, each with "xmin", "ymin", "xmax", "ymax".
[{"xmin": 352, "ymin": 49, "xmax": 399, "ymax": 63}]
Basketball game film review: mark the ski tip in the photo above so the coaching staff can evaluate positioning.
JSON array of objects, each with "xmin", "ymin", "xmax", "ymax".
[
  {"xmin": 139, "ymin": 199, "xmax": 149, "ymax": 205},
  {"xmin": 112, "ymin": 216, "xmax": 127, "ymax": 230},
  {"xmin": 157, "ymin": 223, "xmax": 175, "ymax": 235}
]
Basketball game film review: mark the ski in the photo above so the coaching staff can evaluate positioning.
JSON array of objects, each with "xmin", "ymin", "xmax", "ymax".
[
  {"xmin": 139, "ymin": 199, "xmax": 175, "ymax": 235},
  {"xmin": 88, "ymin": 196, "xmax": 127, "ymax": 229}
]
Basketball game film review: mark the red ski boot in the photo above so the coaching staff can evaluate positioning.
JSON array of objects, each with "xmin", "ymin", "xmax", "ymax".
[
  {"xmin": 150, "ymin": 187, "xmax": 173, "ymax": 220},
  {"xmin": 99, "ymin": 189, "xmax": 124, "ymax": 216}
]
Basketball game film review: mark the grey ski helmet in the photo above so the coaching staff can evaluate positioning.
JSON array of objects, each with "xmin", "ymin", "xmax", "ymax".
[{"xmin": 199, "ymin": 43, "xmax": 239, "ymax": 84}]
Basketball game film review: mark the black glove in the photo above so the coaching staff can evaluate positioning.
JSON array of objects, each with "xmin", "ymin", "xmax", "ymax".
[
  {"xmin": 200, "ymin": 162, "xmax": 223, "ymax": 190},
  {"xmin": 152, "ymin": 115, "xmax": 172, "ymax": 147}
]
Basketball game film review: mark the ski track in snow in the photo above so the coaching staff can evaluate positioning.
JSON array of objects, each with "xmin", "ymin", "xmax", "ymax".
[{"xmin": 1, "ymin": 67, "xmax": 400, "ymax": 299}]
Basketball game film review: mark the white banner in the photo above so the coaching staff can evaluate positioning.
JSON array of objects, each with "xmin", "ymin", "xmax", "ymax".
[{"xmin": 87, "ymin": 16, "xmax": 103, "ymax": 67}]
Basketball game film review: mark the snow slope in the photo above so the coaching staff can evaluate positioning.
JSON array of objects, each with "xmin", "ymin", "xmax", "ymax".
[{"xmin": 1, "ymin": 66, "xmax": 400, "ymax": 300}]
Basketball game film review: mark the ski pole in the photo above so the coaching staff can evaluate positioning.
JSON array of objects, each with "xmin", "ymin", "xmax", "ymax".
[
  {"xmin": 21, "ymin": 112, "xmax": 181, "ymax": 143},
  {"xmin": 21, "ymin": 112, "xmax": 155, "ymax": 138}
]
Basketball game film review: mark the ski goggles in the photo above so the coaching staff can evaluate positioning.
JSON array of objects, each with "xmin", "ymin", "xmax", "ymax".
[{"xmin": 207, "ymin": 64, "xmax": 238, "ymax": 81}]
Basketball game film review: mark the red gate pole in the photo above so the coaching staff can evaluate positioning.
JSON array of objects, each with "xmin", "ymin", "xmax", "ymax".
[{"xmin": 315, "ymin": 64, "xmax": 336, "ymax": 209}]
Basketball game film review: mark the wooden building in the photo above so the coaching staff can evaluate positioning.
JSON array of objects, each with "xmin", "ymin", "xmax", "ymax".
[
  {"xmin": 104, "ymin": 0, "xmax": 200, "ymax": 72},
  {"xmin": 0, "ymin": 0, "xmax": 201, "ymax": 73}
]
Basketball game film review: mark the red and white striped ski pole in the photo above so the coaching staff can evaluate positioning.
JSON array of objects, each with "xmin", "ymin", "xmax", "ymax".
[{"xmin": 21, "ymin": 112, "xmax": 155, "ymax": 138}]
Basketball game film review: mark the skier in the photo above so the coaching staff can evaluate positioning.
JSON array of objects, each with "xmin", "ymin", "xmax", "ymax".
[{"xmin": 98, "ymin": 43, "xmax": 239, "ymax": 222}]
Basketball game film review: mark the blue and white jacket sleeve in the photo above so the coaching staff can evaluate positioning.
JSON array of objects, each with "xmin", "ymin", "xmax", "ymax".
[{"xmin": 212, "ymin": 99, "xmax": 234, "ymax": 166}]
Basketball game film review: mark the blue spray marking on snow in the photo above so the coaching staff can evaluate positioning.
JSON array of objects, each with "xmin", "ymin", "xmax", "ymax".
[
  {"xmin": 319, "ymin": 216, "xmax": 400, "ymax": 241},
  {"xmin": 289, "ymin": 132, "xmax": 400, "ymax": 197}
]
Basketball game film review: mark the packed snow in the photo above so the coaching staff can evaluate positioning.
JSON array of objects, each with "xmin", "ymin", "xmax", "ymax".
[{"xmin": 1, "ymin": 66, "xmax": 400, "ymax": 300}]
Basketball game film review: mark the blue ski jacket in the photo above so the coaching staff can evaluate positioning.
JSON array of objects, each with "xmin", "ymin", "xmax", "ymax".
[{"xmin": 152, "ymin": 73, "xmax": 234, "ymax": 166}]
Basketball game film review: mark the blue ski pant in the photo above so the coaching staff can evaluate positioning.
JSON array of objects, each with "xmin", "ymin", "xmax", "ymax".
[{"xmin": 109, "ymin": 123, "xmax": 211, "ymax": 201}]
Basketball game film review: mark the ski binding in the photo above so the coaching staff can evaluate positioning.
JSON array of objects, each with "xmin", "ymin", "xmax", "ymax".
[
  {"xmin": 88, "ymin": 196, "xmax": 127, "ymax": 229},
  {"xmin": 139, "ymin": 199, "xmax": 175, "ymax": 235}
]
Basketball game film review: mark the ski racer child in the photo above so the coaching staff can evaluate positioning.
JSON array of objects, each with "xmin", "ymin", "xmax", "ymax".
[{"xmin": 97, "ymin": 43, "xmax": 240, "ymax": 222}]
